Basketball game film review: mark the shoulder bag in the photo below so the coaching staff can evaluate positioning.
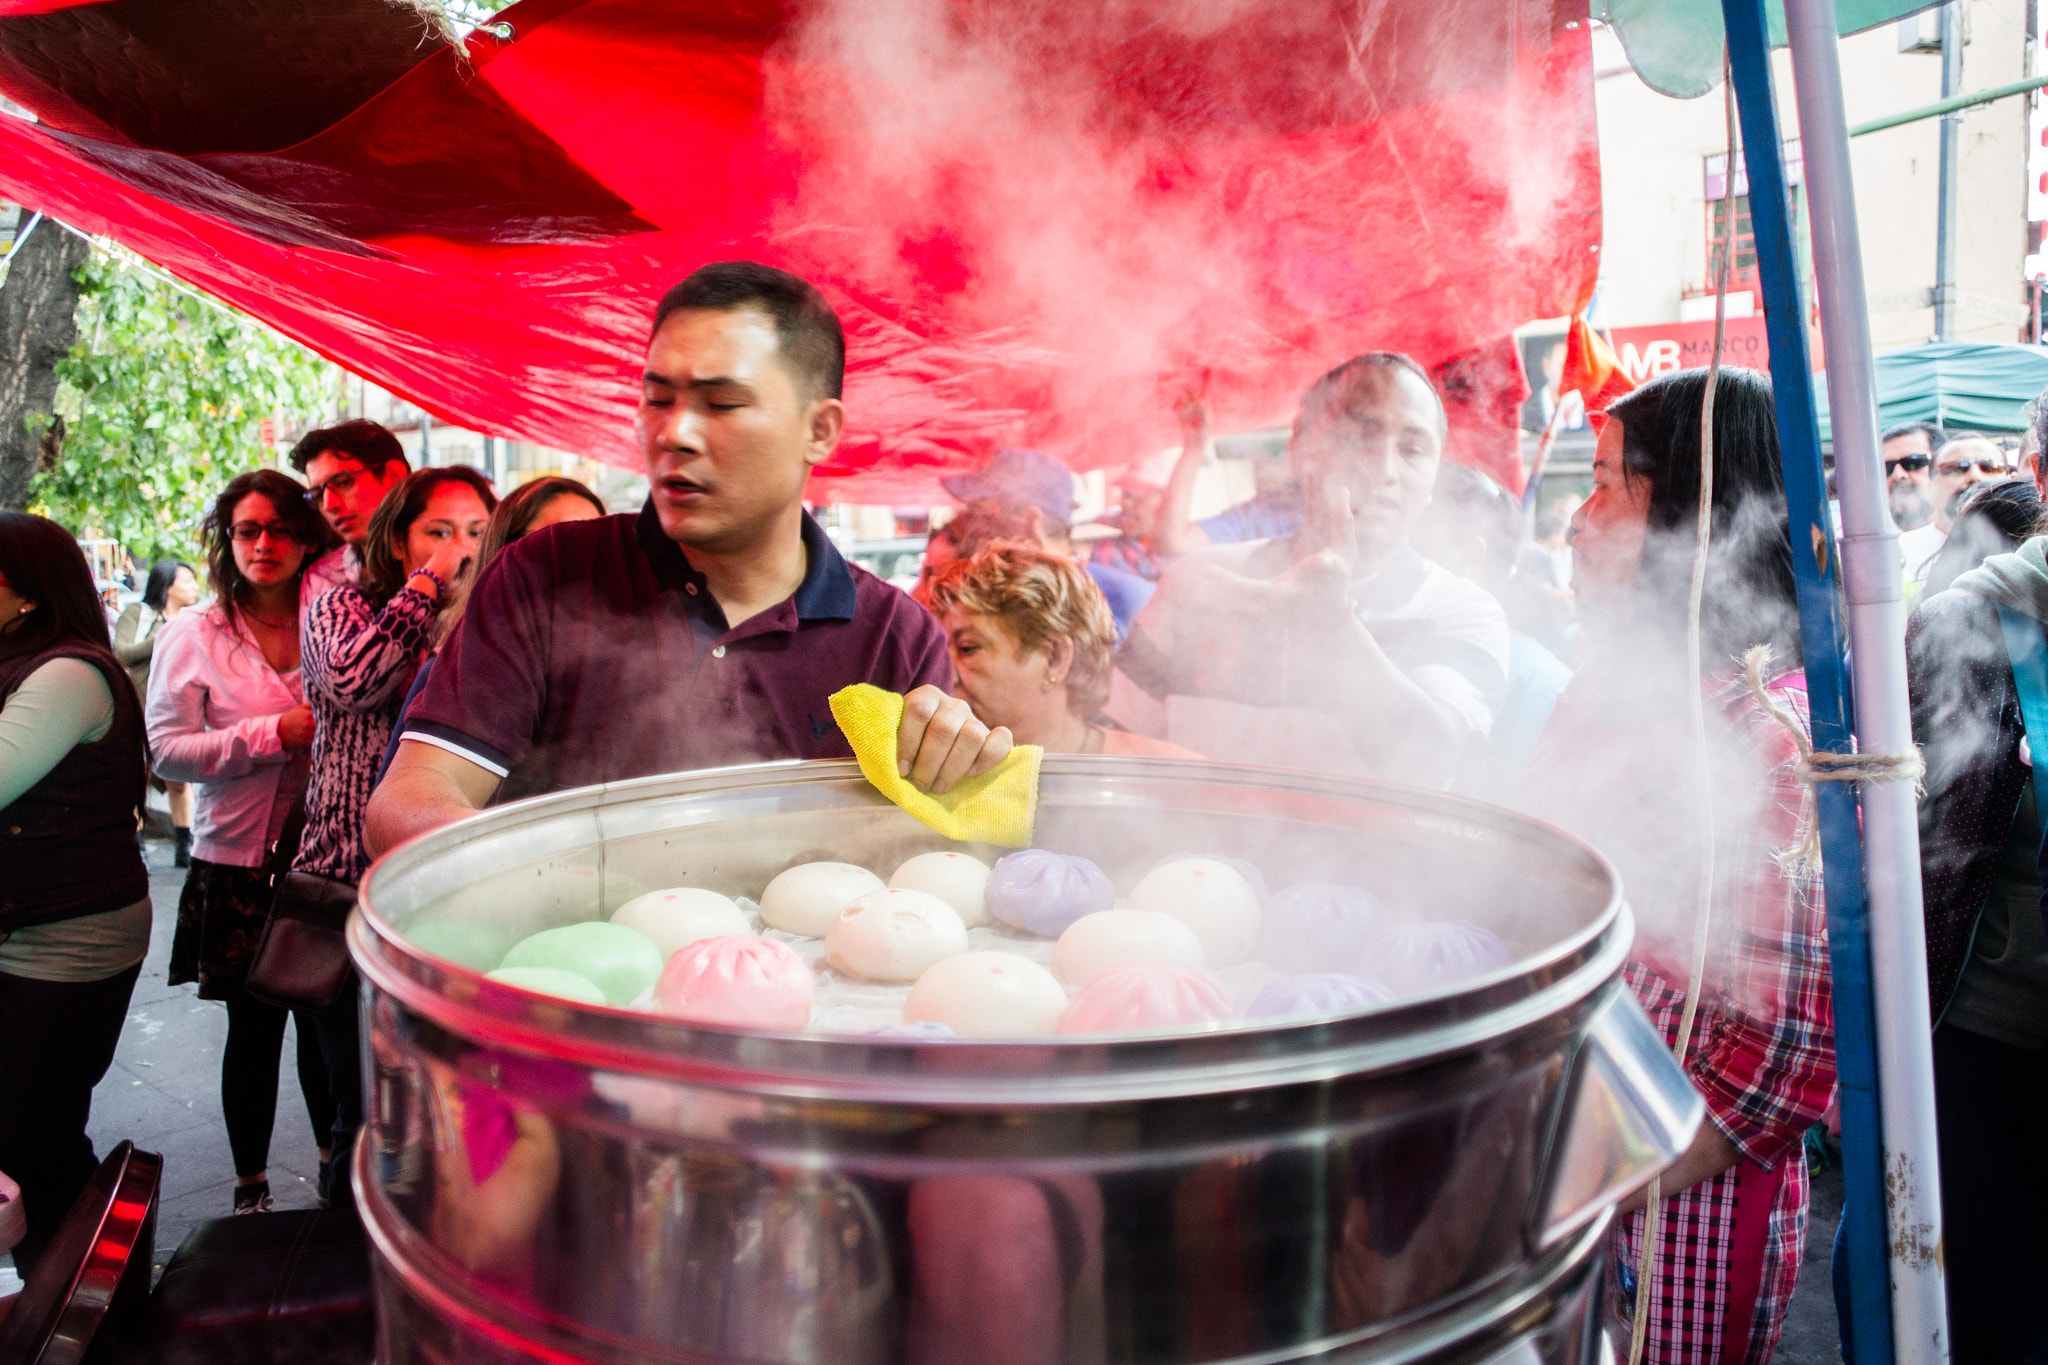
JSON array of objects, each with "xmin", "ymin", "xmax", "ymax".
[{"xmin": 245, "ymin": 801, "xmax": 358, "ymax": 1012}]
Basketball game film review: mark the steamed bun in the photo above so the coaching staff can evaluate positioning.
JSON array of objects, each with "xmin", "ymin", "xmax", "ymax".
[{"xmin": 985, "ymin": 850, "xmax": 1114, "ymax": 937}]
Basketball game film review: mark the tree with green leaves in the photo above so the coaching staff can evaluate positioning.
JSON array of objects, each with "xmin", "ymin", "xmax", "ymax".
[
  {"xmin": 0, "ymin": 212, "xmax": 88, "ymax": 512},
  {"xmin": 31, "ymin": 247, "xmax": 340, "ymax": 563}
]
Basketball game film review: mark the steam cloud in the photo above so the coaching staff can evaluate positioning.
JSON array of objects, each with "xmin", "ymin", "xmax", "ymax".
[{"xmin": 760, "ymin": 0, "xmax": 1599, "ymax": 496}]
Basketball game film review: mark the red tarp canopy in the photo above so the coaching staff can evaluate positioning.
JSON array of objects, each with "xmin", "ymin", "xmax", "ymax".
[{"xmin": 0, "ymin": 0, "xmax": 1600, "ymax": 501}]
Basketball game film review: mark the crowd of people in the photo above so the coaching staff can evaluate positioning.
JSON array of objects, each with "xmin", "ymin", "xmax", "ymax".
[{"xmin": 1, "ymin": 258, "xmax": 2043, "ymax": 1362}]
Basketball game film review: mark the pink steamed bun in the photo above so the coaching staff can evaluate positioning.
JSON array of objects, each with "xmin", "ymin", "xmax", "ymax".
[
  {"xmin": 653, "ymin": 935, "xmax": 814, "ymax": 1030},
  {"xmin": 1057, "ymin": 963, "xmax": 1236, "ymax": 1037}
]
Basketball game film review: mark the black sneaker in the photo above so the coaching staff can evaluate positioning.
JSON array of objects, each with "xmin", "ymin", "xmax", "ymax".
[
  {"xmin": 316, "ymin": 1158, "xmax": 332, "ymax": 1208},
  {"xmin": 233, "ymin": 1181, "xmax": 273, "ymax": 1215}
]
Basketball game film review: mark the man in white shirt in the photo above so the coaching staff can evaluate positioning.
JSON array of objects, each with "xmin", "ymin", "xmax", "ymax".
[
  {"xmin": 288, "ymin": 420, "xmax": 411, "ymax": 603},
  {"xmin": 1108, "ymin": 352, "xmax": 1509, "ymax": 788},
  {"xmin": 1899, "ymin": 433, "xmax": 2013, "ymax": 587}
]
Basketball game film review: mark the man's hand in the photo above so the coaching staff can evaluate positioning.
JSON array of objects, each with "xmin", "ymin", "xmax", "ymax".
[
  {"xmin": 277, "ymin": 703, "xmax": 316, "ymax": 751},
  {"xmin": 1181, "ymin": 480, "xmax": 1356, "ymax": 628},
  {"xmin": 896, "ymin": 685, "xmax": 1013, "ymax": 795},
  {"xmin": 1292, "ymin": 473, "xmax": 1359, "ymax": 578},
  {"xmin": 1172, "ymin": 376, "xmax": 1209, "ymax": 438}
]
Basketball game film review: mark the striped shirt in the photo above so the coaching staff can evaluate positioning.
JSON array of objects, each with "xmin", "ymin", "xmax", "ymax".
[{"xmin": 293, "ymin": 581, "xmax": 434, "ymax": 882}]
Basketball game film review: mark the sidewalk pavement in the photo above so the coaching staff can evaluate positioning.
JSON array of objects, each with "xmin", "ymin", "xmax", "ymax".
[{"xmin": 85, "ymin": 840, "xmax": 326, "ymax": 1275}]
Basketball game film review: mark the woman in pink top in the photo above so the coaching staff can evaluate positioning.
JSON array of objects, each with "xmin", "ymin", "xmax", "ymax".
[
  {"xmin": 147, "ymin": 469, "xmax": 337, "ymax": 1214},
  {"xmin": 924, "ymin": 540, "xmax": 1201, "ymax": 758}
]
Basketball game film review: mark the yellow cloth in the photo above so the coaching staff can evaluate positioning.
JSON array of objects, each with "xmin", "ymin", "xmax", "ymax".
[{"xmin": 828, "ymin": 684, "xmax": 1041, "ymax": 847}]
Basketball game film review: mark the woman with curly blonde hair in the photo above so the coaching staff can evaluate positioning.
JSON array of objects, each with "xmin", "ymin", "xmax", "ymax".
[{"xmin": 924, "ymin": 541, "xmax": 1198, "ymax": 757}]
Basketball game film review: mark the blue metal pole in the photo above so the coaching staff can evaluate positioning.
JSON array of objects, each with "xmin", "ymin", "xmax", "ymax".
[{"xmin": 1716, "ymin": 3, "xmax": 1895, "ymax": 1360}]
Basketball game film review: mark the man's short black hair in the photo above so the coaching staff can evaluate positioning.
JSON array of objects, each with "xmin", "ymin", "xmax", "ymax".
[
  {"xmin": 288, "ymin": 418, "xmax": 408, "ymax": 477},
  {"xmin": 652, "ymin": 261, "xmax": 845, "ymax": 402},
  {"xmin": 1299, "ymin": 352, "xmax": 1449, "ymax": 440},
  {"xmin": 1881, "ymin": 420, "xmax": 1946, "ymax": 451}
]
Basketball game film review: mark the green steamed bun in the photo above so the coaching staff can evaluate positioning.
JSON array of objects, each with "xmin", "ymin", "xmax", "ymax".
[
  {"xmin": 486, "ymin": 966, "xmax": 608, "ymax": 1006},
  {"xmin": 501, "ymin": 922, "xmax": 663, "ymax": 1005}
]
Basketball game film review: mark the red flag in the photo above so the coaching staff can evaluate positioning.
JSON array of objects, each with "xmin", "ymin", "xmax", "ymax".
[
  {"xmin": 1561, "ymin": 315, "xmax": 1635, "ymax": 430},
  {"xmin": 0, "ymin": 0, "xmax": 1603, "ymax": 502},
  {"xmin": 1432, "ymin": 335, "xmax": 1532, "ymax": 496}
]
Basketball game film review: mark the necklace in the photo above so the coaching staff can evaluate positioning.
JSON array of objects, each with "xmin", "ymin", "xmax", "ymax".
[{"xmin": 243, "ymin": 607, "xmax": 298, "ymax": 630}]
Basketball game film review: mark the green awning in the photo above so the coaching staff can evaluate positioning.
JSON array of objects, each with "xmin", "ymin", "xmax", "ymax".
[
  {"xmin": 1813, "ymin": 341, "xmax": 2048, "ymax": 443},
  {"xmin": 1596, "ymin": 0, "xmax": 1936, "ymax": 98}
]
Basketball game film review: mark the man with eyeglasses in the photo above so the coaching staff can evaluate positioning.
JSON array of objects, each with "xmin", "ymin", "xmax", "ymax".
[
  {"xmin": 289, "ymin": 419, "xmax": 412, "ymax": 604},
  {"xmin": 1899, "ymin": 433, "xmax": 2016, "ymax": 586},
  {"xmin": 1882, "ymin": 421, "xmax": 1944, "ymax": 533}
]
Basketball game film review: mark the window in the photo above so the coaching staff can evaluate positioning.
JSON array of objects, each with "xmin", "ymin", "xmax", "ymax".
[
  {"xmin": 1706, "ymin": 194, "xmax": 1761, "ymax": 293},
  {"xmin": 1703, "ymin": 143, "xmax": 1805, "ymax": 301}
]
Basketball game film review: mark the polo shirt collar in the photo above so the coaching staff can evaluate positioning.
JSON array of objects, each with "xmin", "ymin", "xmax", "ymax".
[
  {"xmin": 791, "ymin": 508, "xmax": 859, "ymax": 621},
  {"xmin": 633, "ymin": 499, "xmax": 858, "ymax": 623}
]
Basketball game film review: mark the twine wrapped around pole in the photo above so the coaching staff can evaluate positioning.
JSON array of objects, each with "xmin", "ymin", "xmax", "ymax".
[{"xmin": 1740, "ymin": 644, "xmax": 1926, "ymax": 874}]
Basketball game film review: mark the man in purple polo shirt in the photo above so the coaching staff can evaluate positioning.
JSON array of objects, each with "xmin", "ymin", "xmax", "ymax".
[{"xmin": 363, "ymin": 262, "xmax": 1009, "ymax": 856}]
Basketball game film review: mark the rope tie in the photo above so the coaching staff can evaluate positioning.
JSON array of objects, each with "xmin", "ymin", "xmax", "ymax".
[{"xmin": 1740, "ymin": 644, "xmax": 1925, "ymax": 873}]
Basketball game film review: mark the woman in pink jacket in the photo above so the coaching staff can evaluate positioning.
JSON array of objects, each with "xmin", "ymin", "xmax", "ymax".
[{"xmin": 148, "ymin": 469, "xmax": 339, "ymax": 1214}]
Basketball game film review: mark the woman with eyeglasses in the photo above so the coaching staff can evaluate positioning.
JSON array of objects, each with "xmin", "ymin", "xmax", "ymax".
[
  {"xmin": 146, "ymin": 469, "xmax": 341, "ymax": 1213},
  {"xmin": 0, "ymin": 512, "xmax": 152, "ymax": 1274},
  {"xmin": 294, "ymin": 464, "xmax": 495, "ymax": 1214}
]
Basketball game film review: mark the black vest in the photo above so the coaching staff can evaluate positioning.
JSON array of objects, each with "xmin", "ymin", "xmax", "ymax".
[{"xmin": 0, "ymin": 643, "xmax": 150, "ymax": 931}]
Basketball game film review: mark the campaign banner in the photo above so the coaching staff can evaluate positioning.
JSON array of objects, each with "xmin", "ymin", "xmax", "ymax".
[{"xmin": 1604, "ymin": 316, "xmax": 1771, "ymax": 383}]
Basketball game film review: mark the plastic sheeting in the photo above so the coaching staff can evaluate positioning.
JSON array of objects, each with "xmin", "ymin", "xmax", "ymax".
[
  {"xmin": 1593, "ymin": 0, "xmax": 1935, "ymax": 99},
  {"xmin": 0, "ymin": 0, "xmax": 1601, "ymax": 500},
  {"xmin": 1813, "ymin": 341, "xmax": 2048, "ymax": 441}
]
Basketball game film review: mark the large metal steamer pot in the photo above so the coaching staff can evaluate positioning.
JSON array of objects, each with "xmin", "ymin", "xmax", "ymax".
[{"xmin": 351, "ymin": 757, "xmax": 1700, "ymax": 1365}]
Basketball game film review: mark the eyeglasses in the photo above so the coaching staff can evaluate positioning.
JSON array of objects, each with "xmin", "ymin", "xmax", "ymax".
[
  {"xmin": 1937, "ymin": 457, "xmax": 2012, "ymax": 477},
  {"xmin": 304, "ymin": 468, "xmax": 367, "ymax": 505},
  {"xmin": 1884, "ymin": 455, "xmax": 1931, "ymax": 475},
  {"xmin": 229, "ymin": 521, "xmax": 304, "ymax": 544}
]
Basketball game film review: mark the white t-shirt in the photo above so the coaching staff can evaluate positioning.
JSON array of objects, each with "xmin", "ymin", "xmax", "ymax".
[
  {"xmin": 1108, "ymin": 540, "xmax": 1510, "ymax": 784},
  {"xmin": 1898, "ymin": 521, "xmax": 1947, "ymax": 586}
]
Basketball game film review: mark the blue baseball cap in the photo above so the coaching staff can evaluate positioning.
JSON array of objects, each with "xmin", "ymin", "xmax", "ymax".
[{"xmin": 941, "ymin": 448, "xmax": 1076, "ymax": 522}]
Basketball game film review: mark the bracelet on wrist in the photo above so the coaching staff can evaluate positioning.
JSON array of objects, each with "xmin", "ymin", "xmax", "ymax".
[{"xmin": 407, "ymin": 568, "xmax": 447, "ymax": 596}]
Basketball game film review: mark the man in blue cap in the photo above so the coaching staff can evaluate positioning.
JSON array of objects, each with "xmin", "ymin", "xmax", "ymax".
[{"xmin": 939, "ymin": 447, "xmax": 1155, "ymax": 640}]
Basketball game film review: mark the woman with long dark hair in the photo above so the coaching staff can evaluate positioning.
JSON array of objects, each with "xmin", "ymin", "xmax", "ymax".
[
  {"xmin": 294, "ymin": 464, "xmax": 494, "ymax": 1212},
  {"xmin": 1521, "ymin": 368, "xmax": 1834, "ymax": 1362},
  {"xmin": 115, "ymin": 557, "xmax": 200, "ymax": 863},
  {"xmin": 378, "ymin": 475, "xmax": 605, "ymax": 778},
  {"xmin": 0, "ymin": 512, "xmax": 151, "ymax": 1273},
  {"xmin": 148, "ymin": 469, "xmax": 340, "ymax": 1213}
]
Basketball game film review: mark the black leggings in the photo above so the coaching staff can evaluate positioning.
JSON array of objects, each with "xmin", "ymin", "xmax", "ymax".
[
  {"xmin": 0, "ymin": 962, "xmax": 141, "ymax": 1277},
  {"xmin": 221, "ymin": 994, "xmax": 336, "ymax": 1179}
]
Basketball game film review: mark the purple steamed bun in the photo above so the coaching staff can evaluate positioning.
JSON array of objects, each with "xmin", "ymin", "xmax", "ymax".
[
  {"xmin": 986, "ymin": 850, "xmax": 1115, "ymax": 937},
  {"xmin": 1257, "ymin": 883, "xmax": 1390, "ymax": 974},
  {"xmin": 1249, "ymin": 973, "xmax": 1394, "ymax": 1020},
  {"xmin": 1362, "ymin": 920, "xmax": 1513, "ymax": 997},
  {"xmin": 1150, "ymin": 852, "xmax": 1268, "ymax": 903},
  {"xmin": 868, "ymin": 1020, "xmax": 957, "ymax": 1039}
]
